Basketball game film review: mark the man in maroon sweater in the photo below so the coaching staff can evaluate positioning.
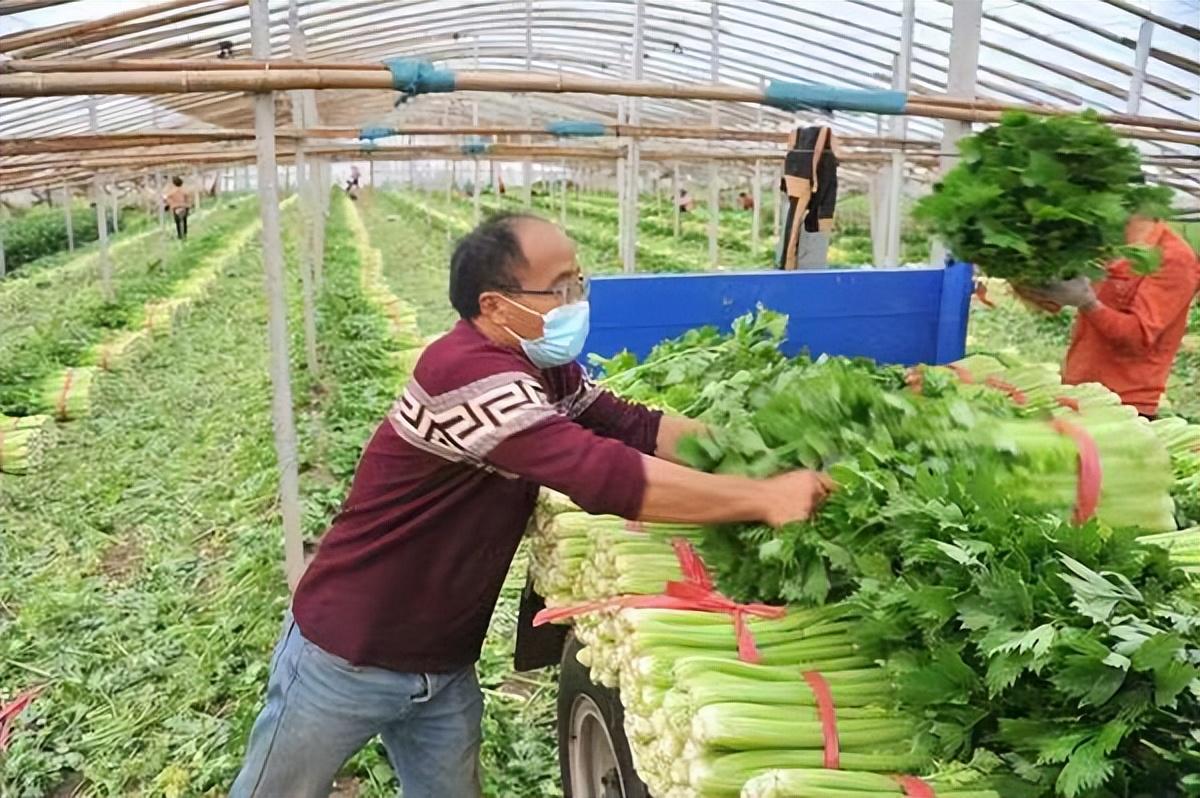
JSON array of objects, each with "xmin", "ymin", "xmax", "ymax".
[{"xmin": 231, "ymin": 213, "xmax": 831, "ymax": 798}]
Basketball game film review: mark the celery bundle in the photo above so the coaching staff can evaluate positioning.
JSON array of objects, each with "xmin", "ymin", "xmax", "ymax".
[
  {"xmin": 1148, "ymin": 416, "xmax": 1200, "ymax": 527},
  {"xmin": 90, "ymin": 329, "xmax": 150, "ymax": 371},
  {"xmin": 741, "ymin": 770, "xmax": 998, "ymax": 798},
  {"xmin": 39, "ymin": 367, "xmax": 96, "ymax": 421},
  {"xmin": 0, "ymin": 414, "xmax": 54, "ymax": 475}
]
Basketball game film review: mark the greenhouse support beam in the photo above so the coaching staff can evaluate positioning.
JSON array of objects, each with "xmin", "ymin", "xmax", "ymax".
[
  {"xmin": 624, "ymin": 4, "xmax": 646, "ymax": 273},
  {"xmin": 752, "ymin": 76, "xmax": 764, "ymax": 254},
  {"xmin": 288, "ymin": 0, "xmax": 320, "ymax": 380},
  {"xmin": 87, "ymin": 97, "xmax": 113, "ymax": 302},
  {"xmin": 559, "ymin": 159, "xmax": 568, "ymax": 227},
  {"xmin": 522, "ymin": 0, "xmax": 533, "ymax": 209},
  {"xmin": 932, "ymin": 0, "xmax": 982, "ymax": 266},
  {"xmin": 1127, "ymin": 21, "xmax": 1154, "ymax": 115},
  {"xmin": 154, "ymin": 170, "xmax": 165, "ymax": 265},
  {"xmin": 62, "ymin": 183, "xmax": 74, "ymax": 251},
  {"xmin": 672, "ymin": 164, "xmax": 681, "ymax": 239},
  {"xmin": 707, "ymin": 0, "xmax": 720, "ymax": 270},
  {"xmin": 884, "ymin": 0, "xmax": 916, "ymax": 268},
  {"xmin": 250, "ymin": 0, "xmax": 304, "ymax": 593}
]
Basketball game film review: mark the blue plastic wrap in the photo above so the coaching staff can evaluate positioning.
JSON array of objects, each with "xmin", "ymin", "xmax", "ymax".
[
  {"xmin": 764, "ymin": 81, "xmax": 907, "ymax": 114},
  {"xmin": 544, "ymin": 120, "xmax": 607, "ymax": 138},
  {"xmin": 358, "ymin": 126, "xmax": 397, "ymax": 141},
  {"xmin": 383, "ymin": 58, "xmax": 456, "ymax": 99}
]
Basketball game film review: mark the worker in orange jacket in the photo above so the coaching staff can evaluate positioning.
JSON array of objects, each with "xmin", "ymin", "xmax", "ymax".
[{"xmin": 1018, "ymin": 215, "xmax": 1199, "ymax": 419}]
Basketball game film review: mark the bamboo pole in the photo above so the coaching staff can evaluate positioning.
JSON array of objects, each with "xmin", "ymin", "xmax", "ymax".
[
  {"xmin": 0, "ymin": 0, "xmax": 75, "ymax": 13},
  {"xmin": 752, "ymin": 76, "xmax": 763, "ymax": 254},
  {"xmin": 2, "ymin": 65, "xmax": 1197, "ymax": 135},
  {"xmin": 672, "ymin": 163, "xmax": 680, "ymax": 239},
  {"xmin": 250, "ymin": 0, "xmax": 304, "ymax": 592},
  {"xmin": 154, "ymin": 170, "xmax": 165, "ymax": 262},
  {"xmin": 0, "ymin": 0, "xmax": 210, "ymax": 52}
]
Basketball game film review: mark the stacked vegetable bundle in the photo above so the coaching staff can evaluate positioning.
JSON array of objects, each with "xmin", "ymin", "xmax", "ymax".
[
  {"xmin": 531, "ymin": 309, "xmax": 1200, "ymax": 797},
  {"xmin": 0, "ymin": 415, "xmax": 54, "ymax": 475},
  {"xmin": 528, "ymin": 510, "xmax": 973, "ymax": 798}
]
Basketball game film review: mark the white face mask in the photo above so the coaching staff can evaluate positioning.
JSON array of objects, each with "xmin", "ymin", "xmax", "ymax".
[{"xmin": 501, "ymin": 296, "xmax": 591, "ymax": 368}]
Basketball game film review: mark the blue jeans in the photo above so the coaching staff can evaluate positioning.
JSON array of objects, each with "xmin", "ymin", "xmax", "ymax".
[{"xmin": 230, "ymin": 613, "xmax": 483, "ymax": 798}]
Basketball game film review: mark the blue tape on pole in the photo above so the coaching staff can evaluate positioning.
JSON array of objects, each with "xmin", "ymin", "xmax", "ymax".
[
  {"xmin": 764, "ymin": 80, "xmax": 907, "ymax": 114},
  {"xmin": 359, "ymin": 125, "xmax": 396, "ymax": 141},
  {"xmin": 461, "ymin": 141, "xmax": 490, "ymax": 155},
  {"xmin": 383, "ymin": 57, "xmax": 456, "ymax": 101},
  {"xmin": 544, "ymin": 120, "xmax": 606, "ymax": 138}
]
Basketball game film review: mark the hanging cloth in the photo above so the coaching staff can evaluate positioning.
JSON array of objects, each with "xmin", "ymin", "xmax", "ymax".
[{"xmin": 778, "ymin": 126, "xmax": 839, "ymax": 270}]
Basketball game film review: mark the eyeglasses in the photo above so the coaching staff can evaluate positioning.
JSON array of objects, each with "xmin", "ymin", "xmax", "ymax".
[{"xmin": 502, "ymin": 274, "xmax": 590, "ymax": 304}]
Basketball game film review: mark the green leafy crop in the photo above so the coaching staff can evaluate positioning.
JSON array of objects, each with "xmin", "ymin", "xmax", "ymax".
[{"xmin": 914, "ymin": 111, "xmax": 1173, "ymax": 283}]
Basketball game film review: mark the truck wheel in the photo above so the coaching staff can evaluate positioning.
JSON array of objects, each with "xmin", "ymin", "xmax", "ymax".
[{"xmin": 557, "ymin": 633, "xmax": 650, "ymax": 798}]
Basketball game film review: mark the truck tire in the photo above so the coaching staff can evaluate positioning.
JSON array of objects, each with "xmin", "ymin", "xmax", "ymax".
[{"xmin": 557, "ymin": 633, "xmax": 651, "ymax": 798}]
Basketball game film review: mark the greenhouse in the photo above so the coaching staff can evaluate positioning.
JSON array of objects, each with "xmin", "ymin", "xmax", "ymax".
[{"xmin": 1, "ymin": 1, "xmax": 1199, "ymax": 797}]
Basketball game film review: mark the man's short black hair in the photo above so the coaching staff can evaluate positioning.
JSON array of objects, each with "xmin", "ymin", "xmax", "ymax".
[
  {"xmin": 172, "ymin": 176, "xmax": 183, "ymax": 187},
  {"xmin": 449, "ymin": 212, "xmax": 541, "ymax": 318}
]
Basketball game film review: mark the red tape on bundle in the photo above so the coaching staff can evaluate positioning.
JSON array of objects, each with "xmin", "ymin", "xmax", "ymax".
[
  {"xmin": 532, "ymin": 538, "xmax": 785, "ymax": 663},
  {"xmin": 904, "ymin": 367, "xmax": 924, "ymax": 395},
  {"xmin": 625, "ymin": 520, "xmax": 646, "ymax": 534},
  {"xmin": 973, "ymin": 280, "xmax": 996, "ymax": 308},
  {"xmin": 946, "ymin": 364, "xmax": 975, "ymax": 384},
  {"xmin": 0, "ymin": 685, "xmax": 44, "ymax": 752},
  {"xmin": 802, "ymin": 671, "xmax": 840, "ymax": 769},
  {"xmin": 1051, "ymin": 418, "xmax": 1102, "ymax": 525},
  {"xmin": 1056, "ymin": 396, "xmax": 1081, "ymax": 412},
  {"xmin": 983, "ymin": 375, "xmax": 1028, "ymax": 406},
  {"xmin": 895, "ymin": 775, "xmax": 936, "ymax": 798},
  {"xmin": 56, "ymin": 368, "xmax": 74, "ymax": 421}
]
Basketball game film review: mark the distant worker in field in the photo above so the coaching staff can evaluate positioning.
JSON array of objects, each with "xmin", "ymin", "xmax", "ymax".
[
  {"xmin": 678, "ymin": 188, "xmax": 695, "ymax": 213},
  {"xmin": 162, "ymin": 175, "xmax": 191, "ymax": 241},
  {"xmin": 345, "ymin": 165, "xmax": 361, "ymax": 200},
  {"xmin": 1016, "ymin": 214, "xmax": 1200, "ymax": 419},
  {"xmin": 230, "ymin": 212, "xmax": 834, "ymax": 798},
  {"xmin": 738, "ymin": 191, "xmax": 755, "ymax": 211}
]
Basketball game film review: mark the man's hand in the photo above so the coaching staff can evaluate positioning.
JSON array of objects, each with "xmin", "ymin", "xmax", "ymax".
[
  {"xmin": 758, "ymin": 470, "xmax": 836, "ymax": 527},
  {"xmin": 1012, "ymin": 276, "xmax": 1099, "ymax": 312}
]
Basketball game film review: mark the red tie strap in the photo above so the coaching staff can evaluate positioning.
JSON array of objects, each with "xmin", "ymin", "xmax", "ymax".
[
  {"xmin": 802, "ymin": 670, "xmax": 840, "ymax": 769},
  {"xmin": 973, "ymin": 280, "xmax": 996, "ymax": 308},
  {"xmin": 0, "ymin": 686, "xmax": 44, "ymax": 752},
  {"xmin": 624, "ymin": 520, "xmax": 645, "ymax": 533},
  {"xmin": 983, "ymin": 375, "xmax": 1028, "ymax": 406},
  {"xmin": 895, "ymin": 775, "xmax": 936, "ymax": 798},
  {"xmin": 1055, "ymin": 396, "xmax": 1081, "ymax": 412},
  {"xmin": 904, "ymin": 367, "xmax": 924, "ymax": 395},
  {"xmin": 56, "ymin": 368, "xmax": 75, "ymax": 421},
  {"xmin": 1051, "ymin": 418, "xmax": 1102, "ymax": 525},
  {"xmin": 946, "ymin": 363, "xmax": 975, "ymax": 384},
  {"xmin": 533, "ymin": 539, "xmax": 786, "ymax": 663}
]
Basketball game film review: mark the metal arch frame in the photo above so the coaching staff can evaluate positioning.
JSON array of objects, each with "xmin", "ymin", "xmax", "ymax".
[{"xmin": 1, "ymin": 0, "xmax": 1198, "ymax": 197}]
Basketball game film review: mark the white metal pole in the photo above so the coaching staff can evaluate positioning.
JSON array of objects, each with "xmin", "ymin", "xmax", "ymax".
[
  {"xmin": 1127, "ymin": 21, "xmax": 1155, "ymax": 115},
  {"xmin": 752, "ymin": 77, "xmax": 763, "ymax": 255},
  {"xmin": 523, "ymin": 0, "xmax": 534, "ymax": 208},
  {"xmin": 707, "ymin": 0, "xmax": 720, "ymax": 268},
  {"xmin": 560, "ymin": 159, "xmax": 568, "ymax": 227},
  {"xmin": 62, "ymin": 183, "xmax": 75, "ymax": 251},
  {"xmin": 932, "ymin": 0, "xmax": 982, "ymax": 265},
  {"xmin": 624, "ymin": 1, "xmax": 645, "ymax": 273},
  {"xmin": 884, "ymin": 0, "xmax": 915, "ymax": 268},
  {"xmin": 0, "ymin": 200, "xmax": 6, "ymax": 279},
  {"xmin": 110, "ymin": 188, "xmax": 120, "ymax": 233},
  {"xmin": 288, "ymin": 0, "xmax": 319, "ymax": 377},
  {"xmin": 192, "ymin": 167, "xmax": 202, "ymax": 214},
  {"xmin": 672, "ymin": 164, "xmax": 681, "ymax": 238},
  {"xmin": 251, "ymin": 0, "xmax": 304, "ymax": 592},
  {"xmin": 615, "ymin": 42, "xmax": 629, "ymax": 269},
  {"xmin": 88, "ymin": 97, "xmax": 113, "ymax": 301},
  {"xmin": 154, "ymin": 170, "xmax": 166, "ymax": 263},
  {"xmin": 472, "ymin": 101, "xmax": 482, "ymax": 224}
]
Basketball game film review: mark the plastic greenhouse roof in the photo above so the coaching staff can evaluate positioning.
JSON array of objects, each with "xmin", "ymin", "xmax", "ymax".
[{"xmin": 0, "ymin": 0, "xmax": 1197, "ymax": 194}]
